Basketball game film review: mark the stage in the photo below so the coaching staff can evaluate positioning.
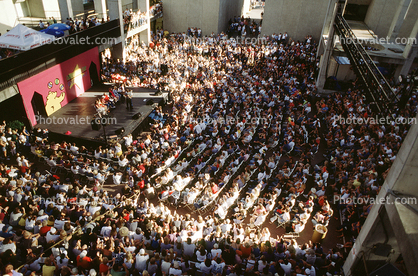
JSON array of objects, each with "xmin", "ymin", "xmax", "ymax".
[{"xmin": 35, "ymin": 84, "xmax": 168, "ymax": 147}]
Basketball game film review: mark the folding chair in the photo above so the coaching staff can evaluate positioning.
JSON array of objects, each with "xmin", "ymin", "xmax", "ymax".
[
  {"xmin": 276, "ymin": 217, "xmax": 288, "ymax": 229},
  {"xmin": 86, "ymin": 176, "xmax": 95, "ymax": 185},
  {"xmin": 269, "ymin": 214, "xmax": 278, "ymax": 224}
]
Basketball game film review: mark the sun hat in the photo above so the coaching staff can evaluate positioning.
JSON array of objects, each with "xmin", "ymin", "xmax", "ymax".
[{"xmin": 119, "ymin": 227, "xmax": 129, "ymax": 237}]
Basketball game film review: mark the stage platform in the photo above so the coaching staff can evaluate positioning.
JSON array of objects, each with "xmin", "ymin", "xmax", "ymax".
[{"xmin": 35, "ymin": 84, "xmax": 168, "ymax": 147}]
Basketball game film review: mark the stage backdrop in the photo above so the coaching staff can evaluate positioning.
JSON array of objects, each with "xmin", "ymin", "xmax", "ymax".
[{"xmin": 18, "ymin": 47, "xmax": 100, "ymax": 126}]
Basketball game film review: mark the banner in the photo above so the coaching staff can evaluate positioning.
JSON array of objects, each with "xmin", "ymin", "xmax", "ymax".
[{"xmin": 17, "ymin": 47, "xmax": 100, "ymax": 126}]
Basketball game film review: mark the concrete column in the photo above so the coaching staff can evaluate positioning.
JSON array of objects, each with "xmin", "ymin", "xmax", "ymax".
[
  {"xmin": 108, "ymin": 0, "xmax": 125, "ymax": 59},
  {"xmin": 94, "ymin": 0, "xmax": 107, "ymax": 19},
  {"xmin": 400, "ymin": 46, "xmax": 418, "ymax": 76},
  {"xmin": 343, "ymin": 113, "xmax": 418, "ymax": 276},
  {"xmin": 111, "ymin": 42, "xmax": 124, "ymax": 60},
  {"xmin": 138, "ymin": 0, "xmax": 146, "ymax": 12},
  {"xmin": 71, "ymin": 0, "xmax": 84, "ymax": 18},
  {"xmin": 402, "ymin": 19, "xmax": 418, "ymax": 58},
  {"xmin": 400, "ymin": 19, "xmax": 418, "ymax": 76},
  {"xmin": 387, "ymin": 0, "xmax": 412, "ymax": 42},
  {"xmin": 317, "ymin": 0, "xmax": 338, "ymax": 58},
  {"xmin": 58, "ymin": 0, "xmax": 74, "ymax": 21},
  {"xmin": 316, "ymin": 0, "xmax": 341, "ymax": 91},
  {"xmin": 242, "ymin": 0, "xmax": 251, "ymax": 16},
  {"xmin": 139, "ymin": 0, "xmax": 150, "ymax": 45}
]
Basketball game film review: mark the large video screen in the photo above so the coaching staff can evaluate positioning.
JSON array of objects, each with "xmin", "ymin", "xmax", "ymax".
[{"xmin": 17, "ymin": 47, "xmax": 100, "ymax": 126}]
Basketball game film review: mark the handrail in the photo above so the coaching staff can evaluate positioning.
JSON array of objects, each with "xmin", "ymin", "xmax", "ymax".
[{"xmin": 334, "ymin": 14, "xmax": 399, "ymax": 113}]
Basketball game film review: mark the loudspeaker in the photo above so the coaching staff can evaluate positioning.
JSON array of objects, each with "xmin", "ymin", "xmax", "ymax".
[
  {"xmin": 132, "ymin": 112, "xmax": 142, "ymax": 120},
  {"xmin": 154, "ymin": 90, "xmax": 163, "ymax": 96},
  {"xmin": 91, "ymin": 119, "xmax": 101, "ymax": 131},
  {"xmin": 115, "ymin": 127, "xmax": 125, "ymax": 135},
  {"xmin": 146, "ymin": 99, "xmax": 154, "ymax": 105},
  {"xmin": 373, "ymin": 243, "xmax": 392, "ymax": 257},
  {"xmin": 161, "ymin": 64, "xmax": 168, "ymax": 75}
]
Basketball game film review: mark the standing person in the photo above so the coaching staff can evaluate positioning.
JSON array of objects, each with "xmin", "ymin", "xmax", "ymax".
[{"xmin": 125, "ymin": 89, "xmax": 133, "ymax": 110}]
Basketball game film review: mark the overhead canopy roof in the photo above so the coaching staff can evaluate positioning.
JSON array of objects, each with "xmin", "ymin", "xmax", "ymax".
[{"xmin": 0, "ymin": 24, "xmax": 55, "ymax": 51}]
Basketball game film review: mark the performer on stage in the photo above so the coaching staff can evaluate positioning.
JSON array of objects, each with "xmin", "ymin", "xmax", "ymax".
[{"xmin": 125, "ymin": 89, "xmax": 133, "ymax": 110}]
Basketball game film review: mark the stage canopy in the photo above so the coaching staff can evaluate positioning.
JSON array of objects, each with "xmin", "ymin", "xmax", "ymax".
[{"xmin": 0, "ymin": 24, "xmax": 55, "ymax": 51}]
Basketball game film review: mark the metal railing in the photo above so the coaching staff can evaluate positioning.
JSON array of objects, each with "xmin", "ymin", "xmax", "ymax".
[{"xmin": 334, "ymin": 14, "xmax": 399, "ymax": 113}]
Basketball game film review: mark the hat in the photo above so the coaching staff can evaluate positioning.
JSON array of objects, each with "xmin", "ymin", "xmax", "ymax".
[
  {"xmin": 89, "ymin": 269, "xmax": 97, "ymax": 276},
  {"xmin": 174, "ymin": 261, "xmax": 179, "ymax": 268},
  {"xmin": 139, "ymin": 248, "xmax": 145, "ymax": 255},
  {"xmin": 305, "ymin": 268, "xmax": 311, "ymax": 274},
  {"xmin": 23, "ymin": 231, "xmax": 31, "ymax": 239},
  {"xmin": 214, "ymin": 243, "xmax": 219, "ymax": 249},
  {"xmin": 79, "ymin": 250, "xmax": 87, "ymax": 259},
  {"xmin": 72, "ymin": 268, "xmax": 78, "ymax": 274},
  {"xmin": 119, "ymin": 227, "xmax": 129, "ymax": 237},
  {"xmin": 38, "ymin": 210, "xmax": 44, "ymax": 216},
  {"xmin": 49, "ymin": 227, "xmax": 57, "ymax": 235}
]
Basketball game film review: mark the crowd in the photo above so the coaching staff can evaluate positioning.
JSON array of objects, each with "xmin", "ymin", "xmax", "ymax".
[
  {"xmin": 124, "ymin": 9, "xmax": 148, "ymax": 32},
  {"xmin": 123, "ymin": 1, "xmax": 162, "ymax": 34},
  {"xmin": 150, "ymin": 2, "xmax": 163, "ymax": 18},
  {"xmin": 227, "ymin": 16, "xmax": 262, "ymax": 38},
  {"xmin": 0, "ymin": 25, "xmax": 417, "ymax": 276},
  {"xmin": 0, "ymin": 48, "xmax": 19, "ymax": 60}
]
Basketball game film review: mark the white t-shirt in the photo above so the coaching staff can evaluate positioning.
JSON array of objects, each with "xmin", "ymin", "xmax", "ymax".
[{"xmin": 168, "ymin": 267, "xmax": 182, "ymax": 276}]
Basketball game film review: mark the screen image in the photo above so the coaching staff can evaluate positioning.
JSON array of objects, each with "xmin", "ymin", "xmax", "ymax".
[{"xmin": 17, "ymin": 47, "xmax": 100, "ymax": 126}]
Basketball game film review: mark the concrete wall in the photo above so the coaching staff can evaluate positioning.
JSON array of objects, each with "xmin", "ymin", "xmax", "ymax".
[
  {"xmin": 58, "ymin": 0, "xmax": 71, "ymax": 20},
  {"xmin": 28, "ymin": 0, "xmax": 46, "ymax": 18},
  {"xmin": 397, "ymin": 0, "xmax": 418, "ymax": 40},
  {"xmin": 71, "ymin": 0, "xmax": 84, "ymax": 18},
  {"xmin": 343, "ymin": 113, "xmax": 418, "ymax": 276},
  {"xmin": 241, "ymin": 0, "xmax": 251, "ymax": 15},
  {"xmin": 262, "ymin": 0, "xmax": 329, "ymax": 42},
  {"xmin": 122, "ymin": 0, "xmax": 133, "ymax": 11},
  {"xmin": 347, "ymin": 0, "xmax": 372, "ymax": 4},
  {"xmin": 364, "ymin": 0, "xmax": 399, "ymax": 38},
  {"xmin": 0, "ymin": 0, "xmax": 18, "ymax": 35},
  {"xmin": 163, "ymin": 0, "xmax": 220, "ymax": 36},
  {"xmin": 42, "ymin": 0, "xmax": 62, "ymax": 20},
  {"xmin": 218, "ymin": 0, "xmax": 244, "ymax": 34}
]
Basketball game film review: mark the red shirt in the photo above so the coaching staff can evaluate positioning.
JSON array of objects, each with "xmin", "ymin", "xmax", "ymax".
[
  {"xmin": 137, "ymin": 180, "xmax": 145, "ymax": 189},
  {"xmin": 211, "ymin": 185, "xmax": 218, "ymax": 194},
  {"xmin": 240, "ymin": 245, "xmax": 252, "ymax": 258},
  {"xmin": 138, "ymin": 164, "xmax": 146, "ymax": 174},
  {"xmin": 77, "ymin": 256, "xmax": 93, "ymax": 270},
  {"xmin": 99, "ymin": 264, "xmax": 109, "ymax": 275},
  {"xmin": 39, "ymin": 226, "xmax": 51, "ymax": 236},
  {"xmin": 123, "ymin": 213, "xmax": 130, "ymax": 221}
]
